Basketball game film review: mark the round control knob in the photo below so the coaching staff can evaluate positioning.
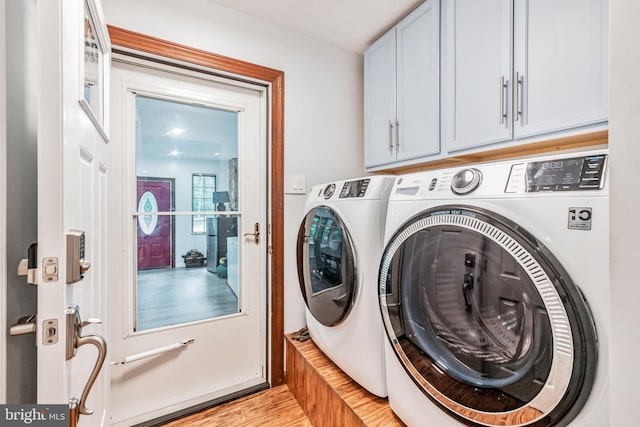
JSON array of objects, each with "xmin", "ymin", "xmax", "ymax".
[
  {"xmin": 451, "ymin": 168, "xmax": 482, "ymax": 195},
  {"xmin": 323, "ymin": 183, "xmax": 336, "ymax": 199}
]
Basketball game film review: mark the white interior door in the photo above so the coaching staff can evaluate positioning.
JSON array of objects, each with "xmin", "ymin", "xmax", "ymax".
[
  {"xmin": 108, "ymin": 57, "xmax": 267, "ymax": 426},
  {"xmin": 37, "ymin": 0, "xmax": 111, "ymax": 426}
]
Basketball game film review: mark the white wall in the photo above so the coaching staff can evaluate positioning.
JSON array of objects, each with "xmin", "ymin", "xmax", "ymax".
[
  {"xmin": 609, "ymin": 1, "xmax": 640, "ymax": 425},
  {"xmin": 103, "ymin": 0, "xmax": 365, "ymax": 333},
  {"xmin": 137, "ymin": 156, "xmax": 230, "ymax": 266}
]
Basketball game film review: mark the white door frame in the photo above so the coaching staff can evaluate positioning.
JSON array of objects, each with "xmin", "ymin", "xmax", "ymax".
[{"xmin": 108, "ymin": 26, "xmax": 287, "ymax": 387}]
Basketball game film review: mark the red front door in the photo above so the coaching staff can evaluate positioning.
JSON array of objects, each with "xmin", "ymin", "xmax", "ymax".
[{"xmin": 137, "ymin": 177, "xmax": 174, "ymax": 269}]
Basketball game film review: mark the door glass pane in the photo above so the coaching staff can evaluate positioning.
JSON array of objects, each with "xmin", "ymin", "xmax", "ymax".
[
  {"xmin": 83, "ymin": 1, "xmax": 103, "ymax": 122},
  {"xmin": 134, "ymin": 95, "xmax": 239, "ymax": 331}
]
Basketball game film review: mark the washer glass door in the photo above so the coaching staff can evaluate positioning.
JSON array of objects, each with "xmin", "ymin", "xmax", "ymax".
[
  {"xmin": 298, "ymin": 206, "xmax": 357, "ymax": 326},
  {"xmin": 379, "ymin": 206, "xmax": 597, "ymax": 426}
]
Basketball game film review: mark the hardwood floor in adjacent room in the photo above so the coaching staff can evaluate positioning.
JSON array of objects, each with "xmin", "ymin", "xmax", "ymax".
[
  {"xmin": 137, "ymin": 266, "xmax": 238, "ymax": 331},
  {"xmin": 161, "ymin": 385, "xmax": 312, "ymax": 426}
]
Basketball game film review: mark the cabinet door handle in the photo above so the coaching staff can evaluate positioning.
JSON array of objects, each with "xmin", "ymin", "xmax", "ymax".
[
  {"xmin": 500, "ymin": 76, "xmax": 509, "ymax": 124},
  {"xmin": 514, "ymin": 72, "xmax": 523, "ymax": 122},
  {"xmin": 395, "ymin": 120, "xmax": 400, "ymax": 150},
  {"xmin": 388, "ymin": 120, "xmax": 394, "ymax": 153}
]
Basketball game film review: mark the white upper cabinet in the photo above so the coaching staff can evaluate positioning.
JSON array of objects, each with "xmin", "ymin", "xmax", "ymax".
[
  {"xmin": 364, "ymin": 30, "xmax": 397, "ymax": 168},
  {"xmin": 513, "ymin": 0, "xmax": 608, "ymax": 139},
  {"xmin": 396, "ymin": 1, "xmax": 441, "ymax": 163},
  {"xmin": 442, "ymin": 0, "xmax": 608, "ymax": 154},
  {"xmin": 442, "ymin": 0, "xmax": 513, "ymax": 152},
  {"xmin": 364, "ymin": 0, "xmax": 440, "ymax": 169}
]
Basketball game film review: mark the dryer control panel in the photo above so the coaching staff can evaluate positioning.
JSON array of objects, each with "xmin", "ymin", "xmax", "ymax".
[{"xmin": 524, "ymin": 154, "xmax": 607, "ymax": 192}]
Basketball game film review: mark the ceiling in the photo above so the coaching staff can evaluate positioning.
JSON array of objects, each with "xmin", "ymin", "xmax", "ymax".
[
  {"xmin": 135, "ymin": 1, "xmax": 428, "ymax": 163},
  {"xmin": 205, "ymin": 0, "xmax": 426, "ymax": 54},
  {"xmin": 136, "ymin": 95, "xmax": 238, "ymax": 163}
]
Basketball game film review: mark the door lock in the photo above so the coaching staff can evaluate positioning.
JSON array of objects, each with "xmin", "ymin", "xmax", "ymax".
[
  {"xmin": 66, "ymin": 230, "xmax": 91, "ymax": 284},
  {"xmin": 9, "ymin": 316, "xmax": 59, "ymax": 345}
]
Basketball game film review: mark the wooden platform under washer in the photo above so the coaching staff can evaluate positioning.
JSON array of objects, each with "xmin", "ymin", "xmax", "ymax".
[{"xmin": 285, "ymin": 333, "xmax": 404, "ymax": 427}]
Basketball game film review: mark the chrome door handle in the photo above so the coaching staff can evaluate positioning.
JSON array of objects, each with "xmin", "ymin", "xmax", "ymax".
[
  {"xmin": 9, "ymin": 314, "xmax": 36, "ymax": 336},
  {"xmin": 75, "ymin": 334, "xmax": 107, "ymax": 416},
  {"xmin": 65, "ymin": 305, "xmax": 107, "ymax": 422},
  {"xmin": 514, "ymin": 71, "xmax": 523, "ymax": 122},
  {"xmin": 388, "ymin": 120, "xmax": 394, "ymax": 153},
  {"xmin": 500, "ymin": 76, "xmax": 509, "ymax": 125},
  {"xmin": 243, "ymin": 222, "xmax": 260, "ymax": 244}
]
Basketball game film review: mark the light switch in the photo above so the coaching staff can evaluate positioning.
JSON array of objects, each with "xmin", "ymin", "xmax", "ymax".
[{"xmin": 285, "ymin": 175, "xmax": 306, "ymax": 194}]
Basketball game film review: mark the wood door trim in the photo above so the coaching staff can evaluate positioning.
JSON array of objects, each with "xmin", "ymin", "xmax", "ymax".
[{"xmin": 108, "ymin": 25, "xmax": 285, "ymax": 387}]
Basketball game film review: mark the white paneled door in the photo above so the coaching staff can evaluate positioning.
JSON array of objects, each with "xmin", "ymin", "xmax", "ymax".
[
  {"xmin": 37, "ymin": 0, "xmax": 111, "ymax": 426},
  {"xmin": 108, "ymin": 57, "xmax": 267, "ymax": 426}
]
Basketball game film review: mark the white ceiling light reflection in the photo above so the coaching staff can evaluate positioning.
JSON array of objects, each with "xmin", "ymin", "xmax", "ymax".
[
  {"xmin": 168, "ymin": 149, "xmax": 183, "ymax": 156},
  {"xmin": 167, "ymin": 127, "xmax": 185, "ymax": 137}
]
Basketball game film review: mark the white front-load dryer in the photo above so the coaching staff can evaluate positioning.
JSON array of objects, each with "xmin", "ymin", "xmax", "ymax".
[
  {"xmin": 379, "ymin": 150, "xmax": 609, "ymax": 426},
  {"xmin": 297, "ymin": 176, "xmax": 395, "ymax": 397}
]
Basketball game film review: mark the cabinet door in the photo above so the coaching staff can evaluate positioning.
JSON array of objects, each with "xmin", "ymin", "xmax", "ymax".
[
  {"xmin": 441, "ymin": 0, "xmax": 513, "ymax": 152},
  {"xmin": 396, "ymin": 0, "xmax": 441, "ymax": 162},
  {"xmin": 364, "ymin": 29, "xmax": 397, "ymax": 168},
  {"xmin": 514, "ymin": 0, "xmax": 608, "ymax": 138}
]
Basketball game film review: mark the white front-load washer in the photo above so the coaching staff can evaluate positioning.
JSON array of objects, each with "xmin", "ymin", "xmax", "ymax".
[
  {"xmin": 379, "ymin": 150, "xmax": 609, "ymax": 426},
  {"xmin": 297, "ymin": 175, "xmax": 395, "ymax": 397}
]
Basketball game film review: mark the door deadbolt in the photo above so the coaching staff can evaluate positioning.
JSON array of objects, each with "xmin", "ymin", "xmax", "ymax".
[{"xmin": 17, "ymin": 243, "xmax": 38, "ymax": 285}]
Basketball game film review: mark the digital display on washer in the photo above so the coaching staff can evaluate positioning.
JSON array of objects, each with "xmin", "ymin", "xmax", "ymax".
[
  {"xmin": 526, "ymin": 154, "xmax": 607, "ymax": 192},
  {"xmin": 340, "ymin": 179, "xmax": 370, "ymax": 198}
]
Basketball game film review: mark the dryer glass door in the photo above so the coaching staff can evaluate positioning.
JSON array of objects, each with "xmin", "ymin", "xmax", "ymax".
[
  {"xmin": 297, "ymin": 206, "xmax": 357, "ymax": 326},
  {"xmin": 379, "ymin": 206, "xmax": 597, "ymax": 427}
]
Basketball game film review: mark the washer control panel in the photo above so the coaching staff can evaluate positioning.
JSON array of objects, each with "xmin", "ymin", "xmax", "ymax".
[
  {"xmin": 525, "ymin": 154, "xmax": 607, "ymax": 192},
  {"xmin": 339, "ymin": 178, "xmax": 370, "ymax": 198}
]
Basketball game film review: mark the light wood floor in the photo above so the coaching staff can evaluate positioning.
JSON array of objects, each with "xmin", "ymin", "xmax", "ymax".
[
  {"xmin": 137, "ymin": 266, "xmax": 238, "ymax": 330},
  {"xmin": 161, "ymin": 385, "xmax": 312, "ymax": 426}
]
